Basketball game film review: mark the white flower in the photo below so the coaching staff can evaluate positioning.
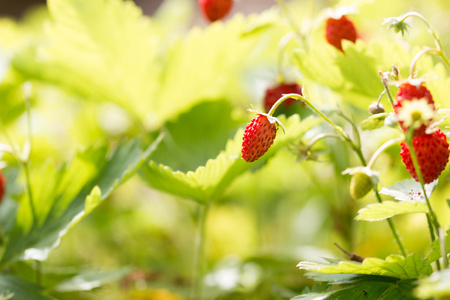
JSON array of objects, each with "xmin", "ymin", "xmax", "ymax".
[{"xmin": 396, "ymin": 98, "xmax": 435, "ymax": 129}]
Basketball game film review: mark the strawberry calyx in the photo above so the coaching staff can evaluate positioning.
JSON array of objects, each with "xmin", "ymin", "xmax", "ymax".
[{"xmin": 247, "ymin": 106, "xmax": 285, "ymax": 134}]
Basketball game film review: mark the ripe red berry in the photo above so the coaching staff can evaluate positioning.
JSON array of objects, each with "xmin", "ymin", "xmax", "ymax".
[
  {"xmin": 198, "ymin": 0, "xmax": 233, "ymax": 23},
  {"xmin": 264, "ymin": 83, "xmax": 303, "ymax": 113},
  {"xmin": 0, "ymin": 170, "xmax": 6, "ymax": 203},
  {"xmin": 400, "ymin": 129, "xmax": 449, "ymax": 184},
  {"xmin": 394, "ymin": 82, "xmax": 435, "ymax": 136},
  {"xmin": 325, "ymin": 15, "xmax": 357, "ymax": 52},
  {"xmin": 241, "ymin": 114, "xmax": 278, "ymax": 162}
]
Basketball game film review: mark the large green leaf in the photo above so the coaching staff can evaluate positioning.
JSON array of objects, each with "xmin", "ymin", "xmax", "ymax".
[
  {"xmin": 292, "ymin": 277, "xmax": 417, "ymax": 300},
  {"xmin": 141, "ymin": 115, "xmax": 321, "ymax": 203},
  {"xmin": 297, "ymin": 253, "xmax": 432, "ymax": 279},
  {"xmin": 356, "ymin": 201, "xmax": 428, "ymax": 221},
  {"xmin": 13, "ymin": 0, "xmax": 161, "ymax": 121},
  {"xmin": 0, "ymin": 138, "xmax": 160, "ymax": 266},
  {"xmin": 0, "ymin": 274, "xmax": 55, "ymax": 300},
  {"xmin": 152, "ymin": 9, "xmax": 287, "ymax": 127},
  {"xmin": 150, "ymin": 100, "xmax": 241, "ymax": 173}
]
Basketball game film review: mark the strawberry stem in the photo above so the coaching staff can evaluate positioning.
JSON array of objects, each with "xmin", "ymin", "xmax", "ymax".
[
  {"xmin": 409, "ymin": 47, "xmax": 450, "ymax": 79},
  {"xmin": 398, "ymin": 12, "xmax": 443, "ymax": 51},
  {"xmin": 439, "ymin": 227, "xmax": 449, "ymax": 269},
  {"xmin": 367, "ymin": 137, "xmax": 404, "ymax": 169},
  {"xmin": 378, "ymin": 71, "xmax": 395, "ymax": 106}
]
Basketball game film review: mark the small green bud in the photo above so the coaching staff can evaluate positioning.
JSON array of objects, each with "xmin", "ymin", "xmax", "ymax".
[{"xmin": 350, "ymin": 172, "xmax": 373, "ymax": 200}]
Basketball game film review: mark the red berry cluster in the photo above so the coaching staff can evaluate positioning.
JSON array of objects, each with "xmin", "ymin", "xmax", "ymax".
[
  {"xmin": 395, "ymin": 83, "xmax": 449, "ymax": 184},
  {"xmin": 325, "ymin": 15, "xmax": 357, "ymax": 52}
]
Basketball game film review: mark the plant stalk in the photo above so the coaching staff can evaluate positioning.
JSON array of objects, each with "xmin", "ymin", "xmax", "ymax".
[
  {"xmin": 191, "ymin": 201, "xmax": 210, "ymax": 300},
  {"xmin": 374, "ymin": 190, "xmax": 407, "ymax": 256}
]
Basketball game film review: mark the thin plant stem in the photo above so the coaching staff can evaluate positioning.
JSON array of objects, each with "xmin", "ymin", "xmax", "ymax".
[
  {"xmin": 398, "ymin": 12, "xmax": 443, "ymax": 51},
  {"xmin": 367, "ymin": 137, "xmax": 404, "ymax": 169},
  {"xmin": 426, "ymin": 214, "xmax": 441, "ymax": 270},
  {"xmin": 374, "ymin": 190, "xmax": 407, "ymax": 257},
  {"xmin": 191, "ymin": 201, "xmax": 210, "ymax": 300},
  {"xmin": 270, "ymin": 93, "xmax": 358, "ymax": 154},
  {"xmin": 409, "ymin": 48, "xmax": 450, "ymax": 78},
  {"xmin": 305, "ymin": 133, "xmax": 341, "ymax": 152},
  {"xmin": 379, "ymin": 72, "xmax": 395, "ymax": 106},
  {"xmin": 439, "ymin": 227, "xmax": 448, "ymax": 269}
]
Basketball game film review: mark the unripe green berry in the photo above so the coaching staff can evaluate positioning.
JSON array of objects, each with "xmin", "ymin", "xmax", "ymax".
[{"xmin": 349, "ymin": 172, "xmax": 373, "ymax": 199}]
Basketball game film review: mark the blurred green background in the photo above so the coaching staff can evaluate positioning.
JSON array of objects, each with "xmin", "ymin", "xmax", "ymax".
[{"xmin": 0, "ymin": 0, "xmax": 449, "ymax": 299}]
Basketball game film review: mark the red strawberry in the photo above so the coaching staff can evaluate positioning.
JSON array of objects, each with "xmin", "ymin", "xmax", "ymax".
[
  {"xmin": 400, "ymin": 129, "xmax": 449, "ymax": 184},
  {"xmin": 0, "ymin": 170, "xmax": 6, "ymax": 203},
  {"xmin": 241, "ymin": 114, "xmax": 278, "ymax": 162},
  {"xmin": 264, "ymin": 83, "xmax": 303, "ymax": 113},
  {"xmin": 394, "ymin": 82, "xmax": 435, "ymax": 136},
  {"xmin": 325, "ymin": 15, "xmax": 357, "ymax": 52},
  {"xmin": 198, "ymin": 0, "xmax": 233, "ymax": 22}
]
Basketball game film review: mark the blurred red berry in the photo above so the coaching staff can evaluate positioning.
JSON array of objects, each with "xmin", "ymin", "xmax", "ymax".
[
  {"xmin": 263, "ymin": 83, "xmax": 303, "ymax": 113},
  {"xmin": 198, "ymin": 0, "xmax": 233, "ymax": 22},
  {"xmin": 0, "ymin": 170, "xmax": 6, "ymax": 203},
  {"xmin": 325, "ymin": 15, "xmax": 357, "ymax": 52}
]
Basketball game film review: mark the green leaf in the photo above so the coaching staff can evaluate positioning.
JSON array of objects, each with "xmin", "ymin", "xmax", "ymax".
[
  {"xmin": 150, "ymin": 100, "xmax": 241, "ymax": 173},
  {"xmin": 297, "ymin": 253, "xmax": 432, "ymax": 279},
  {"xmin": 415, "ymin": 269, "xmax": 450, "ymax": 299},
  {"xmin": 0, "ymin": 274, "xmax": 55, "ymax": 300},
  {"xmin": 53, "ymin": 267, "xmax": 132, "ymax": 292},
  {"xmin": 141, "ymin": 115, "xmax": 321, "ymax": 203},
  {"xmin": 291, "ymin": 279, "xmax": 417, "ymax": 300},
  {"xmin": 356, "ymin": 201, "xmax": 428, "ymax": 221},
  {"xmin": 0, "ymin": 138, "xmax": 160, "ymax": 266}
]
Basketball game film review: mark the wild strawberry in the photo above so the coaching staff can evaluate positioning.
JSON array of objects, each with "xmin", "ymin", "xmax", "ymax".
[
  {"xmin": 394, "ymin": 82, "xmax": 435, "ymax": 136},
  {"xmin": 241, "ymin": 114, "xmax": 279, "ymax": 162},
  {"xmin": 325, "ymin": 15, "xmax": 357, "ymax": 52},
  {"xmin": 263, "ymin": 83, "xmax": 303, "ymax": 113},
  {"xmin": 0, "ymin": 170, "xmax": 6, "ymax": 203},
  {"xmin": 198, "ymin": 0, "xmax": 233, "ymax": 23},
  {"xmin": 400, "ymin": 129, "xmax": 449, "ymax": 184}
]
